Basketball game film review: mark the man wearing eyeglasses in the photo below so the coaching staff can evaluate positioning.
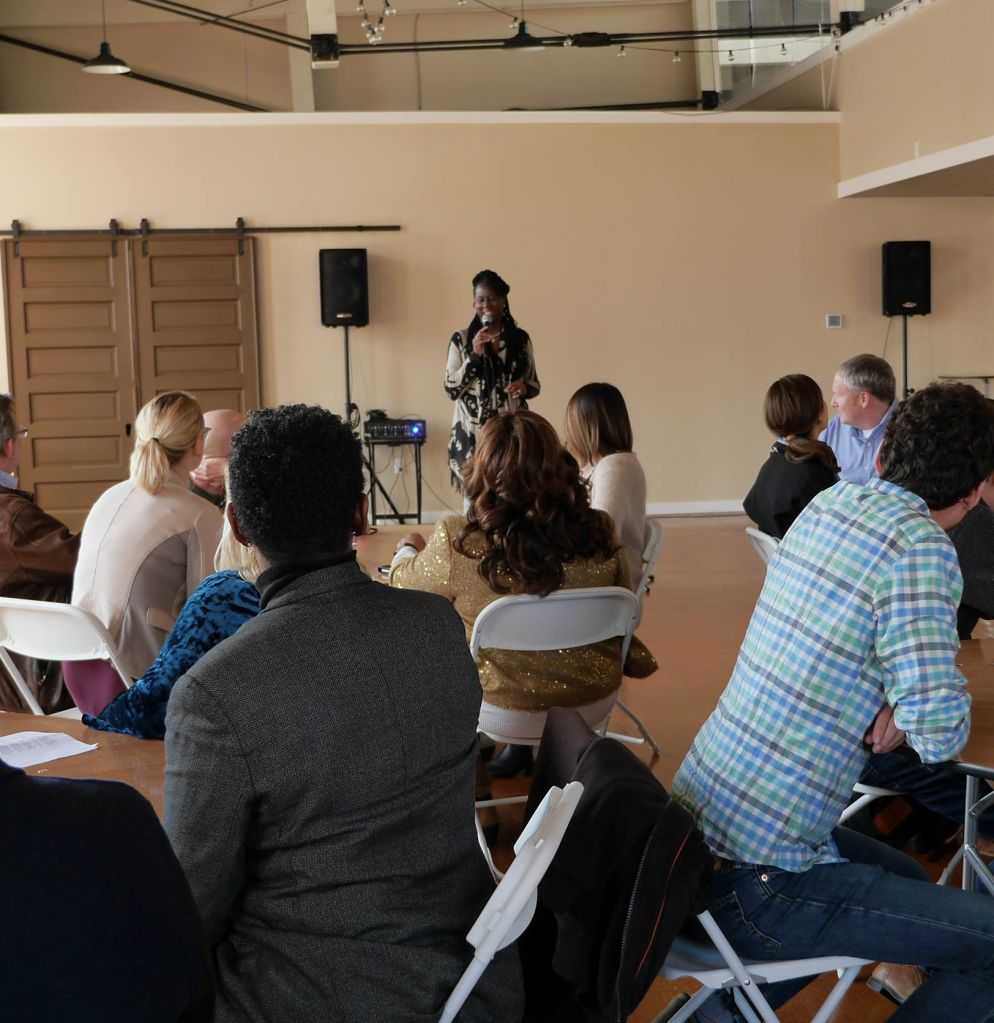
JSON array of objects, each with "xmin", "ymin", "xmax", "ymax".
[{"xmin": 0, "ymin": 394, "xmax": 79, "ymax": 713}]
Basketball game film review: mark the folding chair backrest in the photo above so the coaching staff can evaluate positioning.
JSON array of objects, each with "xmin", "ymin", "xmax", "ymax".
[
  {"xmin": 0, "ymin": 597, "xmax": 131, "ymax": 715},
  {"xmin": 440, "ymin": 781, "xmax": 584, "ymax": 1023},
  {"xmin": 635, "ymin": 518, "xmax": 663, "ymax": 605},
  {"xmin": 745, "ymin": 527, "xmax": 779, "ymax": 567},
  {"xmin": 469, "ymin": 587, "xmax": 640, "ymax": 663}
]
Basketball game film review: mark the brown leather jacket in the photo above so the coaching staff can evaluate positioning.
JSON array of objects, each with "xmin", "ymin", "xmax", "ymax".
[{"xmin": 0, "ymin": 487, "xmax": 80, "ymax": 713}]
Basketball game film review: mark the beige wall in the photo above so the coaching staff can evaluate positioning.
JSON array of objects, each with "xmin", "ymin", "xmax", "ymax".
[
  {"xmin": 739, "ymin": 63, "xmax": 836, "ymax": 113},
  {"xmin": 1, "ymin": 113, "xmax": 993, "ymax": 513},
  {"xmin": 837, "ymin": 0, "xmax": 994, "ymax": 180}
]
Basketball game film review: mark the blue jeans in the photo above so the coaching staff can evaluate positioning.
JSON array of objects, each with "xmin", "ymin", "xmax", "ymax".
[
  {"xmin": 860, "ymin": 751, "xmax": 994, "ymax": 839},
  {"xmin": 710, "ymin": 828, "xmax": 994, "ymax": 1022}
]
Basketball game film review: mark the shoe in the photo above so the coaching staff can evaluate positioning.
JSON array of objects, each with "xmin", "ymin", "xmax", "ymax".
[
  {"xmin": 908, "ymin": 811, "xmax": 960, "ymax": 855},
  {"xmin": 867, "ymin": 962, "xmax": 927, "ymax": 1005},
  {"xmin": 486, "ymin": 743, "xmax": 534, "ymax": 779}
]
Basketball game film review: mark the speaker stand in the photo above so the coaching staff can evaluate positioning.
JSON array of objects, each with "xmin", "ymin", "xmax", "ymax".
[
  {"xmin": 902, "ymin": 314, "xmax": 910, "ymax": 398},
  {"xmin": 340, "ymin": 325, "xmax": 407, "ymax": 525}
]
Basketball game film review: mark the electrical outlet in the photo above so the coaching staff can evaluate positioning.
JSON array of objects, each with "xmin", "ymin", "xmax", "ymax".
[
  {"xmin": 394, "ymin": 457, "xmax": 403, "ymax": 474},
  {"xmin": 826, "ymin": 314, "xmax": 843, "ymax": 330}
]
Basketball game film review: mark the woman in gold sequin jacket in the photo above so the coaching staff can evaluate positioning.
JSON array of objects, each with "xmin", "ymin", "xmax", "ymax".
[{"xmin": 390, "ymin": 410, "xmax": 633, "ymax": 715}]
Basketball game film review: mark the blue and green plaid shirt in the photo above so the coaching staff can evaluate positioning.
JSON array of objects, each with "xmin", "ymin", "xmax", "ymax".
[{"xmin": 673, "ymin": 478, "xmax": 971, "ymax": 872}]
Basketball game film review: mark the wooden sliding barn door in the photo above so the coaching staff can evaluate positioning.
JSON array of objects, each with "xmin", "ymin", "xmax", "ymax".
[
  {"xmin": 2, "ymin": 233, "xmax": 261, "ymax": 530},
  {"xmin": 2, "ymin": 238, "xmax": 139, "ymax": 531},
  {"xmin": 131, "ymin": 235, "xmax": 259, "ymax": 411}
]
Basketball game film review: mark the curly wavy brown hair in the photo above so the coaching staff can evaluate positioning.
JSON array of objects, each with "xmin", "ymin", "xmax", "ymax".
[{"xmin": 456, "ymin": 410, "xmax": 619, "ymax": 597}]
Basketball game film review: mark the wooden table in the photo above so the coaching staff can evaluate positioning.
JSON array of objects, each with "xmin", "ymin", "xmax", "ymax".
[
  {"xmin": 354, "ymin": 522, "xmax": 435, "ymax": 580},
  {"xmin": 0, "ymin": 525, "xmax": 438, "ymax": 820},
  {"xmin": 0, "ymin": 710, "xmax": 166, "ymax": 816},
  {"xmin": 354, "ymin": 522, "xmax": 411, "ymax": 578}
]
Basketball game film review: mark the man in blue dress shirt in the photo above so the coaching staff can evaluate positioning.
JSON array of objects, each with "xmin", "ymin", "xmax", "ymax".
[{"xmin": 820, "ymin": 353, "xmax": 898, "ymax": 484}]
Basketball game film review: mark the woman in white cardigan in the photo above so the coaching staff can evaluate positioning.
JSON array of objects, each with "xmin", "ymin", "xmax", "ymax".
[
  {"xmin": 73, "ymin": 391, "xmax": 223, "ymax": 683},
  {"xmin": 564, "ymin": 383, "xmax": 647, "ymax": 587}
]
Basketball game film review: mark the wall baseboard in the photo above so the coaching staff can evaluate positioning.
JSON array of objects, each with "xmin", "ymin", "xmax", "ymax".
[
  {"xmin": 647, "ymin": 501, "xmax": 745, "ymax": 517},
  {"xmin": 386, "ymin": 500, "xmax": 745, "ymax": 526}
]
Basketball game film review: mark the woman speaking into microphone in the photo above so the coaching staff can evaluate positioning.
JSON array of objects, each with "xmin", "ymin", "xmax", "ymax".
[{"xmin": 444, "ymin": 269, "xmax": 540, "ymax": 494}]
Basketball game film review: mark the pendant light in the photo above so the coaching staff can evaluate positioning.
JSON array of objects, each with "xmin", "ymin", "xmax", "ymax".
[{"xmin": 83, "ymin": 0, "xmax": 130, "ymax": 75}]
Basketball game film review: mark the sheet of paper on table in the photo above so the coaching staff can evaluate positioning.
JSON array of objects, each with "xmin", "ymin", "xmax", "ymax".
[{"xmin": 0, "ymin": 731, "xmax": 98, "ymax": 769}]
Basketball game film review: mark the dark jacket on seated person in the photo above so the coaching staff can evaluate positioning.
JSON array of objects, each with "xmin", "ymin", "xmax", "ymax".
[
  {"xmin": 949, "ymin": 500, "xmax": 994, "ymax": 639},
  {"xmin": 165, "ymin": 556, "xmax": 523, "ymax": 1023},
  {"xmin": 743, "ymin": 441, "xmax": 839, "ymax": 540},
  {"xmin": 0, "ymin": 485, "xmax": 80, "ymax": 713},
  {"xmin": 520, "ymin": 708, "xmax": 712, "ymax": 1022},
  {"xmin": 0, "ymin": 758, "xmax": 213, "ymax": 1023}
]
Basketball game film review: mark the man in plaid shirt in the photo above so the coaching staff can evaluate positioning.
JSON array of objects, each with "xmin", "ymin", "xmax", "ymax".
[{"xmin": 673, "ymin": 382, "xmax": 994, "ymax": 1022}]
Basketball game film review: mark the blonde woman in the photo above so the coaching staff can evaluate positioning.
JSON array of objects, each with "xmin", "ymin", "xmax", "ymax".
[
  {"xmin": 564, "ymin": 382, "xmax": 647, "ymax": 587},
  {"xmin": 72, "ymin": 392, "xmax": 223, "ymax": 696},
  {"xmin": 84, "ymin": 508, "xmax": 260, "ymax": 739}
]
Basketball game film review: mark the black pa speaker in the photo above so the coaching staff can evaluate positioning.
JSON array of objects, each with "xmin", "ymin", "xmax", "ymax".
[
  {"xmin": 882, "ymin": 241, "xmax": 931, "ymax": 317},
  {"xmin": 320, "ymin": 248, "xmax": 369, "ymax": 327}
]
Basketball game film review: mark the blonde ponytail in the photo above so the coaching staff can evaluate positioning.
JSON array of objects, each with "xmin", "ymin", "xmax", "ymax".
[
  {"xmin": 130, "ymin": 390, "xmax": 204, "ymax": 494},
  {"xmin": 130, "ymin": 437, "xmax": 172, "ymax": 494}
]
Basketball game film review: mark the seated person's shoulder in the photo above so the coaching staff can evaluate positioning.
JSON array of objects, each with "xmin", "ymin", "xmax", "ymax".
[
  {"xmin": 380, "ymin": 571, "xmax": 462, "ymax": 618},
  {"xmin": 437, "ymin": 514, "xmax": 484, "ymax": 556},
  {"xmin": 820, "ymin": 414, "xmax": 842, "ymax": 441},
  {"xmin": 951, "ymin": 500, "xmax": 994, "ymax": 542},
  {"xmin": 178, "ymin": 570, "xmax": 258, "ymax": 630},
  {"xmin": 177, "ymin": 484, "xmax": 223, "ymax": 520},
  {"xmin": 10, "ymin": 768, "xmax": 159, "ymax": 831},
  {"xmin": 192, "ymin": 568, "xmax": 256, "ymax": 602}
]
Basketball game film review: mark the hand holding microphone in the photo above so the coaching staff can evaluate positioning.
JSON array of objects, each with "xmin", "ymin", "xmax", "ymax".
[{"xmin": 473, "ymin": 312, "xmax": 499, "ymax": 357}]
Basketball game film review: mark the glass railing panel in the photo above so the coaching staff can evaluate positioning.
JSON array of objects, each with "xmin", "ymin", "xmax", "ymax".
[{"xmin": 711, "ymin": 0, "xmax": 908, "ymax": 107}]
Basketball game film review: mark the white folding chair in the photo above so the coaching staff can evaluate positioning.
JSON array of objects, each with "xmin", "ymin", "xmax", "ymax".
[
  {"xmin": 838, "ymin": 782, "xmax": 901, "ymax": 824},
  {"xmin": 655, "ymin": 909, "xmax": 871, "ymax": 1023},
  {"xmin": 0, "ymin": 596, "xmax": 131, "ymax": 717},
  {"xmin": 472, "ymin": 587, "xmax": 641, "ymax": 806},
  {"xmin": 614, "ymin": 518, "xmax": 664, "ymax": 757},
  {"xmin": 634, "ymin": 517, "xmax": 664, "ymax": 607},
  {"xmin": 745, "ymin": 527, "xmax": 780, "ymax": 567},
  {"xmin": 441, "ymin": 781, "xmax": 584, "ymax": 1023}
]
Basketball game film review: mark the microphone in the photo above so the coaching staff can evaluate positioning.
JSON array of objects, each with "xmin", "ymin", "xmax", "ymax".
[{"xmin": 481, "ymin": 313, "xmax": 493, "ymax": 327}]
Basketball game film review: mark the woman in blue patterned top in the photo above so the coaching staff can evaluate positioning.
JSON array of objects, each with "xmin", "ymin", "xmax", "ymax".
[{"xmin": 84, "ymin": 511, "xmax": 260, "ymax": 740}]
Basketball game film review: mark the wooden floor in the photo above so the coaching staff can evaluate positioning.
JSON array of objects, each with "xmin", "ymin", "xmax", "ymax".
[{"xmin": 491, "ymin": 514, "xmax": 901, "ymax": 1023}]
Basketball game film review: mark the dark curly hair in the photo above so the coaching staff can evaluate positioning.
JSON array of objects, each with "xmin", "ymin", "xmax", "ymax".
[
  {"xmin": 456, "ymin": 410, "xmax": 619, "ymax": 597},
  {"xmin": 879, "ymin": 382, "xmax": 994, "ymax": 509},
  {"xmin": 227, "ymin": 404, "xmax": 364, "ymax": 563}
]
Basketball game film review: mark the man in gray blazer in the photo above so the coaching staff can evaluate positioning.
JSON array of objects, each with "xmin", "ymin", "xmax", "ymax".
[{"xmin": 164, "ymin": 404, "xmax": 522, "ymax": 1023}]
